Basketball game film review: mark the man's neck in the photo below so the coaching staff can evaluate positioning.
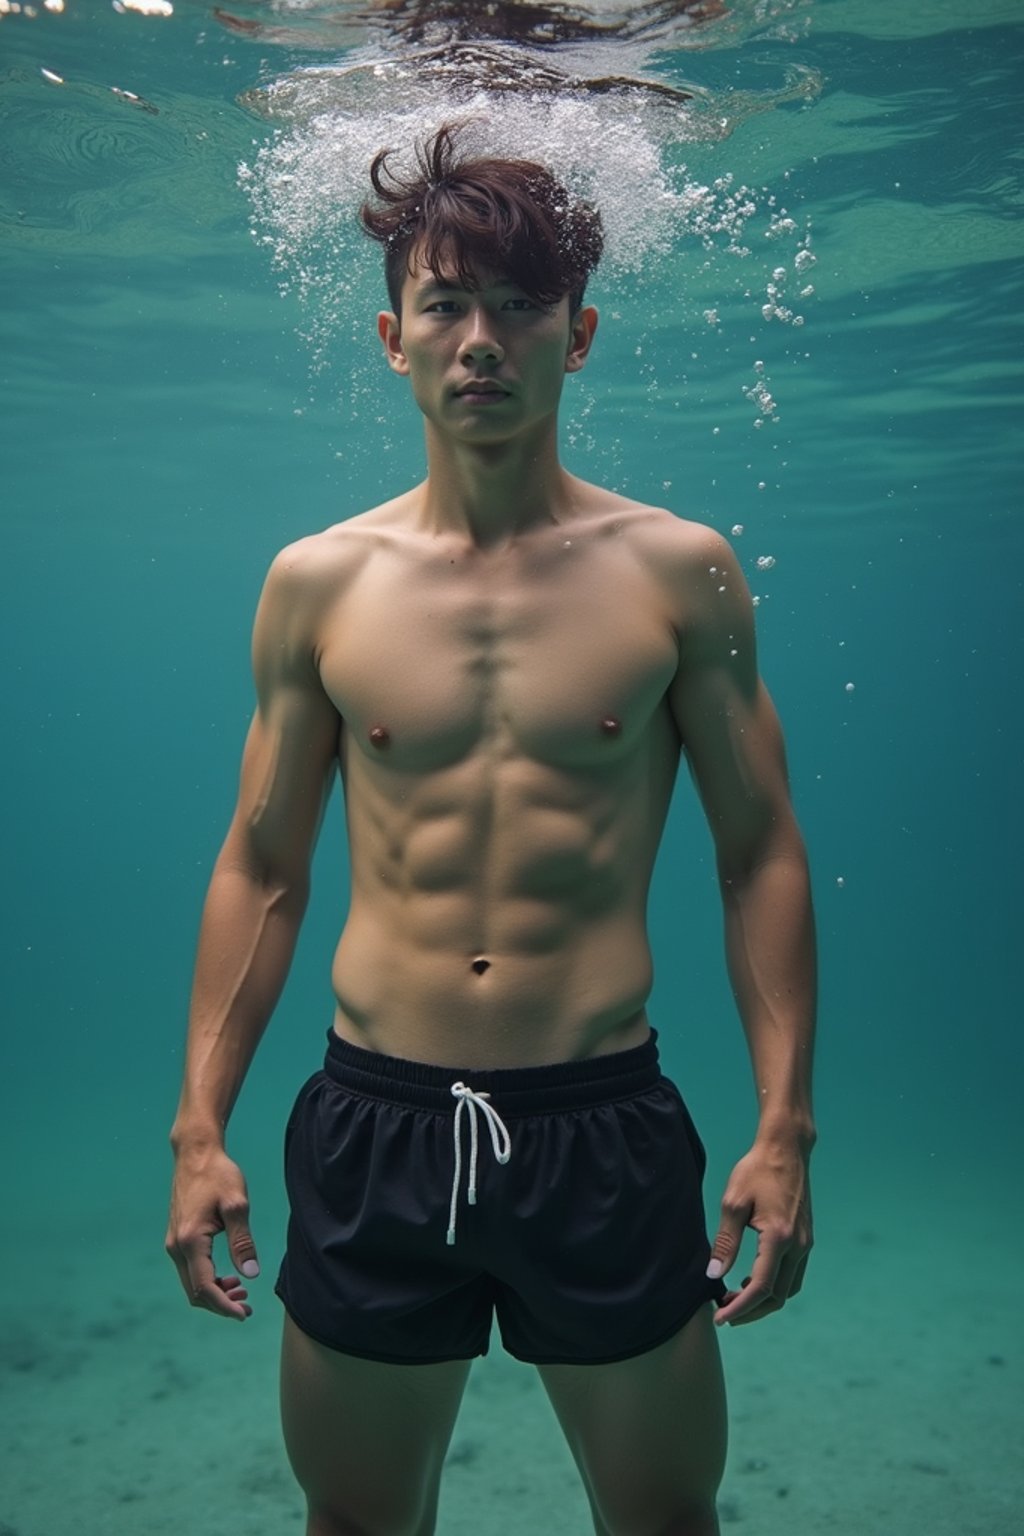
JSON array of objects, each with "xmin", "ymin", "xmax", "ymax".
[{"xmin": 415, "ymin": 420, "xmax": 577, "ymax": 549}]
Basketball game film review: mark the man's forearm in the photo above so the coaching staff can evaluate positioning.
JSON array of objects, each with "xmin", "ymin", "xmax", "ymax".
[
  {"xmin": 720, "ymin": 846, "xmax": 817, "ymax": 1147},
  {"xmin": 170, "ymin": 862, "xmax": 308, "ymax": 1150}
]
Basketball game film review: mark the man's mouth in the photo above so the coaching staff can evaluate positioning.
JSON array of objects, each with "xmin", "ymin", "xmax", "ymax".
[{"xmin": 456, "ymin": 381, "xmax": 509, "ymax": 397}]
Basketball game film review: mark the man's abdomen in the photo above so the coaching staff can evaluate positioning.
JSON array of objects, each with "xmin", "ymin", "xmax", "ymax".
[
  {"xmin": 330, "ymin": 702, "xmax": 676, "ymax": 1067},
  {"xmin": 329, "ymin": 899, "xmax": 655, "ymax": 1069}
]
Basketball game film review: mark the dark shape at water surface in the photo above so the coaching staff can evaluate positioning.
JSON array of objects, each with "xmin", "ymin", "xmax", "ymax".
[
  {"xmin": 238, "ymin": 41, "xmax": 694, "ymax": 118},
  {"xmin": 214, "ymin": 0, "xmax": 727, "ymax": 51},
  {"xmin": 222, "ymin": 0, "xmax": 744, "ymax": 116},
  {"xmin": 231, "ymin": 0, "xmax": 820, "ymax": 144}
]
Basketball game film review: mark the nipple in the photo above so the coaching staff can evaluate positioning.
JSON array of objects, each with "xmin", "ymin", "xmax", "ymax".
[
  {"xmin": 600, "ymin": 716, "xmax": 622, "ymax": 738},
  {"xmin": 471, "ymin": 957, "xmax": 491, "ymax": 976},
  {"xmin": 369, "ymin": 724, "xmax": 391, "ymax": 749}
]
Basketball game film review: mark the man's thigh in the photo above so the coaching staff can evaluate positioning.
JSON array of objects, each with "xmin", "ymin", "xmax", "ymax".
[
  {"xmin": 536, "ymin": 1302, "xmax": 726, "ymax": 1536},
  {"xmin": 280, "ymin": 1315, "xmax": 473, "ymax": 1535}
]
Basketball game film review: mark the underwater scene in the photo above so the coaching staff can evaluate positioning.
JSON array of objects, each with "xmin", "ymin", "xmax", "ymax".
[{"xmin": 1, "ymin": 1, "xmax": 1021, "ymax": 1531}]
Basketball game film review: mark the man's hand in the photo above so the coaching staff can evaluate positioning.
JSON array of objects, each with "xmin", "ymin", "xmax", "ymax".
[
  {"xmin": 707, "ymin": 1139, "xmax": 813, "ymax": 1327},
  {"xmin": 165, "ymin": 1146, "xmax": 260, "ymax": 1321}
]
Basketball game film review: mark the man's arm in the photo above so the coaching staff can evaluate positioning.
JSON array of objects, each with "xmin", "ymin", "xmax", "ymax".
[
  {"xmin": 166, "ymin": 543, "xmax": 341, "ymax": 1320},
  {"xmin": 667, "ymin": 524, "xmax": 816, "ymax": 1328}
]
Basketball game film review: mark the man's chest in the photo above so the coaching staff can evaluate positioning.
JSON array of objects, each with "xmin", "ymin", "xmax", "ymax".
[{"xmin": 318, "ymin": 547, "xmax": 680, "ymax": 771}]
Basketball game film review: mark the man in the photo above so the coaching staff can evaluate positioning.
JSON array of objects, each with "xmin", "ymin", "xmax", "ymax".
[{"xmin": 167, "ymin": 123, "xmax": 816, "ymax": 1536}]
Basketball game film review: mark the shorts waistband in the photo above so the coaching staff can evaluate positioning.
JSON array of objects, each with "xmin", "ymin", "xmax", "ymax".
[{"xmin": 322, "ymin": 1027, "xmax": 662, "ymax": 1116}]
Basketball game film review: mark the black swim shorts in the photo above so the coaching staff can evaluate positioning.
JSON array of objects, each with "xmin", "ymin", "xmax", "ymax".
[{"xmin": 275, "ymin": 1027, "xmax": 725, "ymax": 1366}]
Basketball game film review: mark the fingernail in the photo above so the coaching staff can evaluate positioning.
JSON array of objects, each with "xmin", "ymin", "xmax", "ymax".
[
  {"xmin": 241, "ymin": 1260, "xmax": 260, "ymax": 1279},
  {"xmin": 706, "ymin": 1258, "xmax": 724, "ymax": 1280}
]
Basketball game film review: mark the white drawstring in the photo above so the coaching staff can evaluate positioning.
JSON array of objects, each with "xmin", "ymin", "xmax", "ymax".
[{"xmin": 447, "ymin": 1082, "xmax": 511, "ymax": 1245}]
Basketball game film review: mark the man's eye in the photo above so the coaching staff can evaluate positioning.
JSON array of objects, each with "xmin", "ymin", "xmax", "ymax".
[
  {"xmin": 425, "ymin": 301, "xmax": 459, "ymax": 313},
  {"xmin": 504, "ymin": 298, "xmax": 536, "ymax": 311}
]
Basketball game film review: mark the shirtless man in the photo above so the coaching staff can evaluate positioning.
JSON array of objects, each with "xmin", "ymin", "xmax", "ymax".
[{"xmin": 166, "ymin": 124, "xmax": 816, "ymax": 1536}]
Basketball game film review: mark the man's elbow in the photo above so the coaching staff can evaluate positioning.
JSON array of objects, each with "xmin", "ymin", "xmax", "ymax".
[
  {"xmin": 714, "ymin": 805, "xmax": 808, "ymax": 887},
  {"xmin": 217, "ymin": 824, "xmax": 312, "ymax": 910}
]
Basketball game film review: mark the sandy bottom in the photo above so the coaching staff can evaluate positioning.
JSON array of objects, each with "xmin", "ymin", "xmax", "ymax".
[{"xmin": 1, "ymin": 1168, "xmax": 1019, "ymax": 1535}]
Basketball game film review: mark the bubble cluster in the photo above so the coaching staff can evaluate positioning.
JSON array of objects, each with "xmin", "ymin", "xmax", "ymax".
[
  {"xmin": 242, "ymin": 94, "xmax": 718, "ymax": 366},
  {"xmin": 744, "ymin": 373, "xmax": 779, "ymax": 427},
  {"xmin": 759, "ymin": 233, "xmax": 815, "ymax": 324},
  {"xmin": 239, "ymin": 53, "xmax": 818, "ymax": 372}
]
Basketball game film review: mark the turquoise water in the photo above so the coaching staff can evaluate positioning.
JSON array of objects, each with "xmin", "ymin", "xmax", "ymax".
[{"xmin": 2, "ymin": 1, "xmax": 1021, "ymax": 1531}]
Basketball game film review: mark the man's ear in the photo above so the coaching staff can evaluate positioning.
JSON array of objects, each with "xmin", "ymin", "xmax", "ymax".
[
  {"xmin": 565, "ymin": 305, "xmax": 598, "ymax": 375},
  {"xmin": 377, "ymin": 310, "xmax": 409, "ymax": 376}
]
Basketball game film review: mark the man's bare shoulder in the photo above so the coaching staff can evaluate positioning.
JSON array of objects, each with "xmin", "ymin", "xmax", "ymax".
[
  {"xmin": 254, "ymin": 499, "xmax": 416, "ymax": 672},
  {"xmin": 264, "ymin": 495, "xmax": 414, "ymax": 596},
  {"xmin": 619, "ymin": 503, "xmax": 735, "ymax": 574},
  {"xmin": 573, "ymin": 482, "xmax": 742, "ymax": 605}
]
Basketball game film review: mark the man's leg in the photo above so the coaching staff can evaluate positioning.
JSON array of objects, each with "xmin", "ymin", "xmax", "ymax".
[
  {"xmin": 280, "ymin": 1314, "xmax": 473, "ymax": 1536},
  {"xmin": 536, "ymin": 1303, "xmax": 726, "ymax": 1536}
]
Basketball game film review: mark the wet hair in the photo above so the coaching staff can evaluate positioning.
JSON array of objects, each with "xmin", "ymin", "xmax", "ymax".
[{"xmin": 359, "ymin": 122, "xmax": 604, "ymax": 317}]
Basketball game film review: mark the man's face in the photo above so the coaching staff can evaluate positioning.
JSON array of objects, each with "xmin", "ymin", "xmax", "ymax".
[{"xmin": 377, "ymin": 244, "xmax": 597, "ymax": 442}]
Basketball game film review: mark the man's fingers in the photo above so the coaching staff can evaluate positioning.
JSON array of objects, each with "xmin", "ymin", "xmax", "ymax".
[
  {"xmin": 706, "ymin": 1205, "xmax": 751, "ymax": 1281},
  {"xmin": 166, "ymin": 1154, "xmax": 256, "ymax": 1319},
  {"xmin": 224, "ymin": 1203, "xmax": 260, "ymax": 1281},
  {"xmin": 714, "ymin": 1232, "xmax": 811, "ymax": 1326},
  {"xmin": 172, "ymin": 1229, "xmax": 250, "ymax": 1319},
  {"xmin": 215, "ymin": 1275, "xmax": 253, "ymax": 1318},
  {"xmin": 190, "ymin": 1258, "xmax": 250, "ymax": 1319},
  {"xmin": 715, "ymin": 1276, "xmax": 785, "ymax": 1326},
  {"xmin": 713, "ymin": 1225, "xmax": 780, "ymax": 1324},
  {"xmin": 185, "ymin": 1238, "xmax": 235, "ymax": 1316}
]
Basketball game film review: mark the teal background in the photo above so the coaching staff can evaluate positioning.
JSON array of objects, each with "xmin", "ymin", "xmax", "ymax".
[{"xmin": 1, "ymin": 2, "xmax": 1021, "ymax": 1531}]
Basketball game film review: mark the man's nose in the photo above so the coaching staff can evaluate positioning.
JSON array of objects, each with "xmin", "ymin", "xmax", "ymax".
[{"xmin": 460, "ymin": 307, "xmax": 504, "ymax": 363}]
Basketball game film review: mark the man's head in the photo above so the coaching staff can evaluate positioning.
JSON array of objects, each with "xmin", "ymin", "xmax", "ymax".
[{"xmin": 359, "ymin": 122, "xmax": 604, "ymax": 321}]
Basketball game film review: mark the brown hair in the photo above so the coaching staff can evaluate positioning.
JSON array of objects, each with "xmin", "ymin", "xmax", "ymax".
[{"xmin": 359, "ymin": 122, "xmax": 604, "ymax": 317}]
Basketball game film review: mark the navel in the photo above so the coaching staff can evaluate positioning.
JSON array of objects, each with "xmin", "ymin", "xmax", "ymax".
[
  {"xmin": 368, "ymin": 724, "xmax": 391, "ymax": 750},
  {"xmin": 471, "ymin": 957, "xmax": 491, "ymax": 976}
]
